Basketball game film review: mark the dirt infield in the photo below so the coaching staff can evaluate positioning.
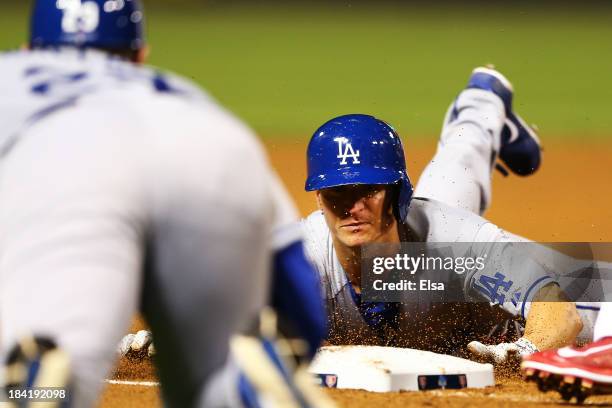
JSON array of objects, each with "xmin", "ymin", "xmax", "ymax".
[
  {"xmin": 98, "ymin": 139, "xmax": 612, "ymax": 407},
  {"xmin": 101, "ymin": 359, "xmax": 612, "ymax": 407}
]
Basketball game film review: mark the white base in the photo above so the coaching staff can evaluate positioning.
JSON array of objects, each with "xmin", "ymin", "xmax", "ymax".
[{"xmin": 309, "ymin": 345, "xmax": 494, "ymax": 392}]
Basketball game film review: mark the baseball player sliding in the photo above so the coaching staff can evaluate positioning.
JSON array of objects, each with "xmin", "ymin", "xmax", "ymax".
[
  {"xmin": 299, "ymin": 67, "xmax": 605, "ymax": 364},
  {"xmin": 0, "ymin": 1, "xmax": 331, "ymax": 407},
  {"xmin": 124, "ymin": 67, "xmax": 601, "ymax": 369}
]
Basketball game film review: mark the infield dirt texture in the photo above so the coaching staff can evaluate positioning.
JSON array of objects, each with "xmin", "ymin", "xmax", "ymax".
[{"xmin": 2, "ymin": 2, "xmax": 611, "ymax": 406}]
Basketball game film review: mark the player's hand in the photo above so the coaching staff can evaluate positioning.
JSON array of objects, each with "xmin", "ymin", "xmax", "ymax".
[
  {"xmin": 117, "ymin": 330, "xmax": 155, "ymax": 360},
  {"xmin": 467, "ymin": 337, "xmax": 538, "ymax": 366}
]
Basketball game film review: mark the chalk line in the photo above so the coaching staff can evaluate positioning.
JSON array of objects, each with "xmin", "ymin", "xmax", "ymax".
[{"xmin": 105, "ymin": 379, "xmax": 160, "ymax": 387}]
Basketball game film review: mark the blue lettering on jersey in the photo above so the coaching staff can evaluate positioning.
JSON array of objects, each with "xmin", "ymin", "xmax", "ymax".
[
  {"xmin": 32, "ymin": 71, "xmax": 88, "ymax": 94},
  {"xmin": 21, "ymin": 65, "xmax": 92, "ymax": 128},
  {"xmin": 474, "ymin": 272, "xmax": 513, "ymax": 305},
  {"xmin": 511, "ymin": 291, "xmax": 522, "ymax": 308},
  {"xmin": 21, "ymin": 60, "xmax": 180, "ymax": 128}
]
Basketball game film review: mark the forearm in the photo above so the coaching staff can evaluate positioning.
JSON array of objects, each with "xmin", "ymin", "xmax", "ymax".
[{"xmin": 523, "ymin": 283, "xmax": 583, "ymax": 350}]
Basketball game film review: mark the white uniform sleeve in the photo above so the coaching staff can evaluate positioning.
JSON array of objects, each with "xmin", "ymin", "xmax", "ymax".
[
  {"xmin": 407, "ymin": 199, "xmax": 557, "ymax": 319},
  {"xmin": 463, "ymin": 223, "xmax": 556, "ymax": 319}
]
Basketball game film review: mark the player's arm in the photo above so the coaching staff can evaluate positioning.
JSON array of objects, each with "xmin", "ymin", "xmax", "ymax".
[
  {"xmin": 467, "ymin": 282, "xmax": 583, "ymax": 365},
  {"xmin": 268, "ymin": 170, "xmax": 327, "ymax": 358},
  {"xmin": 523, "ymin": 283, "xmax": 583, "ymax": 350},
  {"xmin": 465, "ymin": 226, "xmax": 583, "ymax": 364}
]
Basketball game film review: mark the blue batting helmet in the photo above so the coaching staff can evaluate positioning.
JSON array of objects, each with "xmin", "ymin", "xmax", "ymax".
[
  {"xmin": 305, "ymin": 114, "xmax": 413, "ymax": 220},
  {"xmin": 30, "ymin": 0, "xmax": 145, "ymax": 51}
]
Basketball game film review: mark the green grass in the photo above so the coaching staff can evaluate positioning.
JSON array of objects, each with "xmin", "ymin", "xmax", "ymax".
[{"xmin": 2, "ymin": 3, "xmax": 612, "ymax": 139}]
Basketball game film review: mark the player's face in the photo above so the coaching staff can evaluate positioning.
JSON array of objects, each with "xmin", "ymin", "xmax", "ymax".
[{"xmin": 317, "ymin": 184, "xmax": 396, "ymax": 248}]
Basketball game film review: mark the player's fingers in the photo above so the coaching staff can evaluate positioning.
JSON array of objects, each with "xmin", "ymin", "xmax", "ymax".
[
  {"xmin": 467, "ymin": 341, "xmax": 490, "ymax": 356},
  {"xmin": 147, "ymin": 342, "xmax": 156, "ymax": 357},
  {"xmin": 467, "ymin": 341, "xmax": 494, "ymax": 363},
  {"xmin": 505, "ymin": 346, "xmax": 522, "ymax": 364},
  {"xmin": 496, "ymin": 346, "xmax": 522, "ymax": 371},
  {"xmin": 468, "ymin": 341, "xmax": 520, "ymax": 365},
  {"xmin": 118, "ymin": 333, "xmax": 135, "ymax": 356},
  {"xmin": 130, "ymin": 330, "xmax": 153, "ymax": 352}
]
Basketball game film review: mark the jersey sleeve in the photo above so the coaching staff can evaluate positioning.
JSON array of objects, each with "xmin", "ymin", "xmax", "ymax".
[
  {"xmin": 408, "ymin": 199, "xmax": 558, "ymax": 319},
  {"xmin": 464, "ymin": 222, "xmax": 557, "ymax": 319}
]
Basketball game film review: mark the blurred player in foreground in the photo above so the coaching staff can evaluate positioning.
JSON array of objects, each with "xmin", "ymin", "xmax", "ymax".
[
  {"xmin": 0, "ymin": 1, "xmax": 330, "ymax": 407},
  {"xmin": 301, "ymin": 67, "xmax": 593, "ymax": 363},
  {"xmin": 522, "ymin": 302, "xmax": 611, "ymax": 402}
]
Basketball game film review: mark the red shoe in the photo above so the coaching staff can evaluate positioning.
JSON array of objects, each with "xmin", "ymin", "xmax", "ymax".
[{"xmin": 522, "ymin": 337, "xmax": 612, "ymax": 403}]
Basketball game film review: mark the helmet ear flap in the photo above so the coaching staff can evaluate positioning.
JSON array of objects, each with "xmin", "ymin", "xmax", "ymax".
[
  {"xmin": 387, "ymin": 184, "xmax": 402, "ymax": 222},
  {"xmin": 397, "ymin": 175, "xmax": 414, "ymax": 222}
]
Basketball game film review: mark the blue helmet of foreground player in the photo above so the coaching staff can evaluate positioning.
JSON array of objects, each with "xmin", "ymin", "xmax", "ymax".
[
  {"xmin": 305, "ymin": 114, "xmax": 413, "ymax": 220},
  {"xmin": 30, "ymin": 0, "xmax": 145, "ymax": 51}
]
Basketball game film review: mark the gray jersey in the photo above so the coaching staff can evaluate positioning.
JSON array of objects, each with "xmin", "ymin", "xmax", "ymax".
[
  {"xmin": 301, "ymin": 197, "xmax": 555, "ymax": 350},
  {"xmin": 299, "ymin": 86, "xmax": 602, "ymax": 350}
]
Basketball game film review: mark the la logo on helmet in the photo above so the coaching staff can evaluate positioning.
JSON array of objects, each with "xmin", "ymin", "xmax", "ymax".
[
  {"xmin": 334, "ymin": 137, "xmax": 361, "ymax": 165},
  {"xmin": 57, "ymin": 0, "xmax": 100, "ymax": 34}
]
